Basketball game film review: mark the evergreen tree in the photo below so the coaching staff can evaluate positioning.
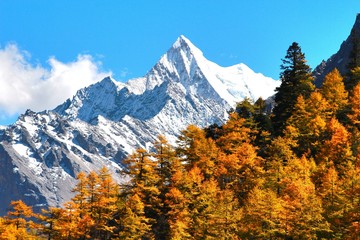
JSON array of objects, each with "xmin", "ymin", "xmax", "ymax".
[
  {"xmin": 348, "ymin": 67, "xmax": 360, "ymax": 93},
  {"xmin": 272, "ymin": 42, "xmax": 315, "ymax": 134}
]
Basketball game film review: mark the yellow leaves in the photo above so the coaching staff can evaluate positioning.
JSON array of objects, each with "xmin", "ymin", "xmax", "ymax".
[
  {"xmin": 6, "ymin": 200, "xmax": 34, "ymax": 230},
  {"xmin": 309, "ymin": 115, "xmax": 326, "ymax": 137},
  {"xmin": 307, "ymin": 91, "xmax": 330, "ymax": 116},
  {"xmin": 348, "ymin": 82, "xmax": 360, "ymax": 126},
  {"xmin": 217, "ymin": 113, "xmax": 253, "ymax": 153},
  {"xmin": 327, "ymin": 117, "xmax": 350, "ymax": 143},
  {"xmin": 318, "ymin": 118, "xmax": 353, "ymax": 171},
  {"xmin": 0, "ymin": 201, "xmax": 38, "ymax": 239},
  {"xmin": 36, "ymin": 167, "xmax": 119, "ymax": 239},
  {"xmin": 321, "ymin": 68, "xmax": 348, "ymax": 113},
  {"xmin": 244, "ymin": 187, "xmax": 280, "ymax": 229},
  {"xmin": 119, "ymin": 193, "xmax": 153, "ymax": 240}
]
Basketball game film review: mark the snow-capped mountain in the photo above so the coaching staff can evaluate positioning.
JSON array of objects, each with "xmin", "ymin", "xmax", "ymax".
[{"xmin": 0, "ymin": 35, "xmax": 279, "ymax": 214}]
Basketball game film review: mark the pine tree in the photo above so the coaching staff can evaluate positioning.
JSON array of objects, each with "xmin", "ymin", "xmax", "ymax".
[
  {"xmin": 348, "ymin": 67, "xmax": 360, "ymax": 92},
  {"xmin": 272, "ymin": 42, "xmax": 315, "ymax": 134}
]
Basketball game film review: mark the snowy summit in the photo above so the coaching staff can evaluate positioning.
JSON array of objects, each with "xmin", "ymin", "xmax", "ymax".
[{"xmin": 0, "ymin": 35, "xmax": 279, "ymax": 214}]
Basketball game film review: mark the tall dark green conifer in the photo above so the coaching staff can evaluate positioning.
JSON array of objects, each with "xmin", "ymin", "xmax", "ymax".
[{"xmin": 272, "ymin": 42, "xmax": 315, "ymax": 135}]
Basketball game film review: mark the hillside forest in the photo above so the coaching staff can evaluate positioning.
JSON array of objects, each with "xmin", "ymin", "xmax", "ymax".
[{"xmin": 1, "ymin": 42, "xmax": 360, "ymax": 239}]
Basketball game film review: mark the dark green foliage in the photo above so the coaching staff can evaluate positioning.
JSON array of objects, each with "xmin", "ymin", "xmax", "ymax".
[{"xmin": 272, "ymin": 42, "xmax": 315, "ymax": 135}]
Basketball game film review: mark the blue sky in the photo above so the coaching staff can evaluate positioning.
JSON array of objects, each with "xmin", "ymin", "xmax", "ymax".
[{"xmin": 0, "ymin": 1, "xmax": 360, "ymax": 125}]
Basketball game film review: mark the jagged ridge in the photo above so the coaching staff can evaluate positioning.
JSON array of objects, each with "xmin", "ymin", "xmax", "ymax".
[
  {"xmin": 0, "ymin": 35, "xmax": 279, "ymax": 214},
  {"xmin": 314, "ymin": 14, "xmax": 360, "ymax": 86}
]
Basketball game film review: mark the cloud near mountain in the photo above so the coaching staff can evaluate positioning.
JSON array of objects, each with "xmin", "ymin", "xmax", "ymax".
[{"xmin": 0, "ymin": 44, "xmax": 110, "ymax": 117}]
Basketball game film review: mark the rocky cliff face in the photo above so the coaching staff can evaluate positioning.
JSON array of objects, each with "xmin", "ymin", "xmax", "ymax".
[
  {"xmin": 0, "ymin": 35, "xmax": 279, "ymax": 215},
  {"xmin": 314, "ymin": 14, "xmax": 360, "ymax": 86}
]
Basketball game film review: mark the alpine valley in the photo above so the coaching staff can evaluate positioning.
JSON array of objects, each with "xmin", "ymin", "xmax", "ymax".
[{"xmin": 0, "ymin": 35, "xmax": 280, "ymax": 214}]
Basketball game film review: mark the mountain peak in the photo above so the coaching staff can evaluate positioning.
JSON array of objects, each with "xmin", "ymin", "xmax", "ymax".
[
  {"xmin": 173, "ymin": 35, "xmax": 193, "ymax": 48},
  {"xmin": 356, "ymin": 13, "xmax": 360, "ymax": 25},
  {"xmin": 0, "ymin": 33, "xmax": 279, "ymax": 214},
  {"xmin": 92, "ymin": 76, "xmax": 125, "ymax": 91},
  {"xmin": 97, "ymin": 76, "xmax": 116, "ymax": 86},
  {"xmin": 353, "ymin": 13, "xmax": 360, "ymax": 37},
  {"xmin": 170, "ymin": 35, "xmax": 204, "ymax": 58}
]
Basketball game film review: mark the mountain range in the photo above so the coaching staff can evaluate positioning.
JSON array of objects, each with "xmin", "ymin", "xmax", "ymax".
[
  {"xmin": 2, "ymin": 12, "xmax": 360, "ymax": 214},
  {"xmin": 0, "ymin": 35, "xmax": 279, "ymax": 214}
]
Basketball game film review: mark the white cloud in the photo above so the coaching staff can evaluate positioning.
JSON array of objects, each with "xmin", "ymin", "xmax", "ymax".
[{"xmin": 0, "ymin": 44, "xmax": 111, "ymax": 119}]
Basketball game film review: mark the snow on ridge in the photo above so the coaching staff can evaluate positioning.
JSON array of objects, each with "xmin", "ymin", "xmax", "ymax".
[
  {"xmin": 54, "ymin": 35, "xmax": 279, "ymax": 125},
  {"xmin": 105, "ymin": 35, "xmax": 279, "ymax": 111},
  {"xmin": 172, "ymin": 35, "xmax": 204, "ymax": 57},
  {"xmin": 0, "ymin": 35, "xmax": 281, "ymax": 213},
  {"xmin": 126, "ymin": 77, "xmax": 147, "ymax": 95}
]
